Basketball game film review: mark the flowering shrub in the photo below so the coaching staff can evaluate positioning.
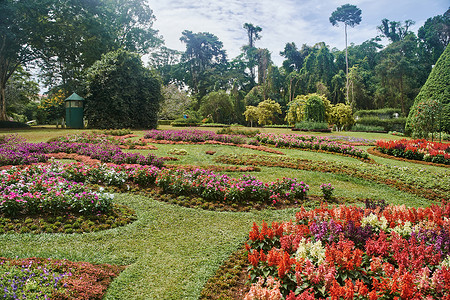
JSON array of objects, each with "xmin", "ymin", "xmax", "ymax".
[
  {"xmin": 256, "ymin": 133, "xmax": 369, "ymax": 160},
  {"xmin": 320, "ymin": 183, "xmax": 334, "ymax": 200},
  {"xmin": 0, "ymin": 134, "xmax": 164, "ymax": 167},
  {"xmin": 244, "ymin": 201, "xmax": 450, "ymax": 299},
  {"xmin": 0, "ymin": 135, "xmax": 48, "ymax": 166},
  {"xmin": 0, "ymin": 164, "xmax": 114, "ymax": 217},
  {"xmin": 50, "ymin": 132, "xmax": 145, "ymax": 147},
  {"xmin": 155, "ymin": 169, "xmax": 309, "ymax": 205},
  {"xmin": 376, "ymin": 139, "xmax": 450, "ymax": 165},
  {"xmin": 0, "ymin": 257, "xmax": 123, "ymax": 299},
  {"xmin": 215, "ymin": 154, "xmax": 450, "ymax": 201},
  {"xmin": 144, "ymin": 129, "xmax": 247, "ymax": 144}
]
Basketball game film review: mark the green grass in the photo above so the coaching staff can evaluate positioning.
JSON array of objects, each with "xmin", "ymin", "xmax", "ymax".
[
  {"xmin": 0, "ymin": 193, "xmax": 296, "ymax": 299},
  {"xmin": 0, "ymin": 126, "xmax": 447, "ymax": 299}
]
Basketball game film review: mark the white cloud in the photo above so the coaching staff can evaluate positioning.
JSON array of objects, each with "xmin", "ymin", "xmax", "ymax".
[{"xmin": 148, "ymin": 0, "xmax": 449, "ymax": 66}]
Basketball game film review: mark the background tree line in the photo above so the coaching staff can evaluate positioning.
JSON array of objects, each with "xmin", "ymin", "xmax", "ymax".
[{"xmin": 1, "ymin": 0, "xmax": 449, "ymax": 131}]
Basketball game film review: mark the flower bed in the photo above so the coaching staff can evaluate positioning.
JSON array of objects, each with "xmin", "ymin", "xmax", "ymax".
[
  {"xmin": 155, "ymin": 169, "xmax": 309, "ymax": 205},
  {"xmin": 255, "ymin": 133, "xmax": 369, "ymax": 160},
  {"xmin": 50, "ymin": 132, "xmax": 145, "ymax": 147},
  {"xmin": 0, "ymin": 162, "xmax": 137, "ymax": 233},
  {"xmin": 0, "ymin": 164, "xmax": 115, "ymax": 217},
  {"xmin": 214, "ymin": 154, "xmax": 450, "ymax": 201},
  {"xmin": 244, "ymin": 200, "xmax": 450, "ymax": 299},
  {"xmin": 1, "ymin": 161, "xmax": 310, "ymax": 208},
  {"xmin": 0, "ymin": 257, "xmax": 123, "ymax": 299},
  {"xmin": 144, "ymin": 129, "xmax": 248, "ymax": 144},
  {"xmin": 0, "ymin": 134, "xmax": 164, "ymax": 167},
  {"xmin": 376, "ymin": 139, "xmax": 450, "ymax": 165}
]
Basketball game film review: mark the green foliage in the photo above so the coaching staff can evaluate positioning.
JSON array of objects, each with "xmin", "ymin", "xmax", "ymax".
[
  {"xmin": 354, "ymin": 108, "xmax": 402, "ymax": 118},
  {"xmin": 243, "ymin": 99, "xmax": 282, "ymax": 126},
  {"xmin": 356, "ymin": 116, "xmax": 406, "ymax": 132},
  {"xmin": 286, "ymin": 93, "xmax": 332, "ymax": 126},
  {"xmin": 199, "ymin": 91, "xmax": 234, "ymax": 124},
  {"xmin": 285, "ymin": 95, "xmax": 307, "ymax": 126},
  {"xmin": 158, "ymin": 120, "xmax": 174, "ymax": 126},
  {"xmin": 299, "ymin": 44, "xmax": 336, "ymax": 94},
  {"xmin": 330, "ymin": 103, "xmax": 355, "ymax": 130},
  {"xmin": 38, "ymin": 89, "xmax": 67, "ymax": 123},
  {"xmin": 216, "ymin": 127, "xmax": 260, "ymax": 137},
  {"xmin": 351, "ymin": 124, "xmax": 385, "ymax": 132},
  {"xmin": 179, "ymin": 30, "xmax": 228, "ymax": 98},
  {"xmin": 256, "ymin": 99, "xmax": 282, "ymax": 126},
  {"xmin": 294, "ymin": 121, "xmax": 329, "ymax": 131},
  {"xmin": 243, "ymin": 105, "xmax": 259, "ymax": 127},
  {"xmin": 171, "ymin": 118, "xmax": 200, "ymax": 127},
  {"xmin": 0, "ymin": 121, "xmax": 30, "ymax": 128},
  {"xmin": 159, "ymin": 84, "xmax": 193, "ymax": 120},
  {"xmin": 329, "ymin": 4, "xmax": 362, "ymax": 27},
  {"xmin": 101, "ymin": 128, "xmax": 132, "ymax": 136},
  {"xmin": 407, "ymin": 98, "xmax": 443, "ymax": 138},
  {"xmin": 5, "ymin": 66, "xmax": 39, "ymax": 119},
  {"xmin": 85, "ymin": 49, "xmax": 161, "ymax": 129},
  {"xmin": 244, "ymin": 85, "xmax": 265, "ymax": 106},
  {"xmin": 304, "ymin": 95, "xmax": 325, "ymax": 122},
  {"xmin": 418, "ymin": 11, "xmax": 450, "ymax": 65},
  {"xmin": 406, "ymin": 44, "xmax": 450, "ymax": 134}
]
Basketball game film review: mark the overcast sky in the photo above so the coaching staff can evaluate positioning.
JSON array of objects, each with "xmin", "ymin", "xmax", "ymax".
[{"xmin": 147, "ymin": 0, "xmax": 449, "ymax": 66}]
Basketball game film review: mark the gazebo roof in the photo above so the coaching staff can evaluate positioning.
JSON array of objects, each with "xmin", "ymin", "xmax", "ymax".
[{"xmin": 65, "ymin": 93, "xmax": 84, "ymax": 101}]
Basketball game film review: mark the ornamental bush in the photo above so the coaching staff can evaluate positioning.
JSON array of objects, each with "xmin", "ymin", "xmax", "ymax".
[
  {"xmin": 245, "ymin": 202, "xmax": 450, "ymax": 298},
  {"xmin": 85, "ymin": 49, "xmax": 161, "ymax": 129},
  {"xmin": 406, "ymin": 44, "xmax": 450, "ymax": 135},
  {"xmin": 304, "ymin": 95, "xmax": 325, "ymax": 123}
]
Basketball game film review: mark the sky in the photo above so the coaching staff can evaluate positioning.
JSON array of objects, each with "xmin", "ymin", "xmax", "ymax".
[{"xmin": 146, "ymin": 0, "xmax": 449, "ymax": 66}]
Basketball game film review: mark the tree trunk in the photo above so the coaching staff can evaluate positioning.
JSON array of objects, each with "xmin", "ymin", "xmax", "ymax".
[
  {"xmin": 400, "ymin": 75, "xmax": 405, "ymax": 115},
  {"xmin": 345, "ymin": 23, "xmax": 349, "ymax": 105},
  {"xmin": 0, "ymin": 83, "xmax": 6, "ymax": 121}
]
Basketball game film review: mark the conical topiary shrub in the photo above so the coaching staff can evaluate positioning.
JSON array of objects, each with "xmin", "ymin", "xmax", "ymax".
[{"xmin": 406, "ymin": 45, "xmax": 450, "ymax": 136}]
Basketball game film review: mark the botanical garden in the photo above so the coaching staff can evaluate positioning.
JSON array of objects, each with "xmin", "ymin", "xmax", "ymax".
[{"xmin": 1, "ymin": 0, "xmax": 449, "ymax": 299}]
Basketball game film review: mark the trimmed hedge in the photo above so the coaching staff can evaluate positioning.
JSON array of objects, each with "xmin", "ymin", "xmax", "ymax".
[
  {"xmin": 406, "ymin": 44, "xmax": 450, "ymax": 134},
  {"xmin": 354, "ymin": 108, "xmax": 402, "ymax": 119},
  {"xmin": 356, "ymin": 116, "xmax": 406, "ymax": 132},
  {"xmin": 171, "ymin": 118, "xmax": 200, "ymax": 127},
  {"xmin": 158, "ymin": 120, "xmax": 174, "ymax": 126},
  {"xmin": 0, "ymin": 121, "xmax": 30, "ymax": 128}
]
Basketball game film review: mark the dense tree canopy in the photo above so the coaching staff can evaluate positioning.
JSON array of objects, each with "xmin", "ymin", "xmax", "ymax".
[
  {"xmin": 4, "ymin": 0, "xmax": 449, "ymax": 134},
  {"xmin": 84, "ymin": 49, "xmax": 161, "ymax": 129},
  {"xmin": 1, "ymin": 0, "xmax": 162, "ymax": 121}
]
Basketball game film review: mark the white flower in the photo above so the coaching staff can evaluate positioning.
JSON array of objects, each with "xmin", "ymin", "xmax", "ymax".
[
  {"xmin": 295, "ymin": 238, "xmax": 326, "ymax": 264},
  {"xmin": 361, "ymin": 213, "xmax": 388, "ymax": 232},
  {"xmin": 389, "ymin": 221, "xmax": 414, "ymax": 237}
]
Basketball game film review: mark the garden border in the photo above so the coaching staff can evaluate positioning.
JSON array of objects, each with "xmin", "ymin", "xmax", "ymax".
[{"xmin": 368, "ymin": 147, "xmax": 449, "ymax": 168}]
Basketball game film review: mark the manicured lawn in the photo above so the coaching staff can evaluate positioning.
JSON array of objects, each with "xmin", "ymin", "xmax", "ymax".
[
  {"xmin": 0, "ymin": 126, "xmax": 448, "ymax": 299},
  {"xmin": 0, "ymin": 193, "xmax": 297, "ymax": 298}
]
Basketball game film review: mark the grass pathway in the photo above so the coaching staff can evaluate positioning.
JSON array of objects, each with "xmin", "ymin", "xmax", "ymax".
[{"xmin": 0, "ymin": 193, "xmax": 297, "ymax": 299}]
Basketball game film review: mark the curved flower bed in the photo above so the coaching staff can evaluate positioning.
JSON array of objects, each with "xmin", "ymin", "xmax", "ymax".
[
  {"xmin": 156, "ymin": 169, "xmax": 309, "ymax": 205},
  {"xmin": 376, "ymin": 139, "xmax": 450, "ymax": 165},
  {"xmin": 256, "ymin": 133, "xmax": 369, "ymax": 160},
  {"xmin": 50, "ymin": 132, "xmax": 145, "ymax": 147},
  {"xmin": 0, "ymin": 164, "xmax": 114, "ymax": 217},
  {"xmin": 214, "ymin": 154, "xmax": 450, "ymax": 201},
  {"xmin": 368, "ymin": 147, "xmax": 449, "ymax": 168},
  {"xmin": 0, "ymin": 135, "xmax": 164, "ymax": 167},
  {"xmin": 244, "ymin": 201, "xmax": 450, "ymax": 299},
  {"xmin": 144, "ymin": 129, "xmax": 247, "ymax": 144},
  {"xmin": 0, "ymin": 257, "xmax": 123, "ymax": 299}
]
